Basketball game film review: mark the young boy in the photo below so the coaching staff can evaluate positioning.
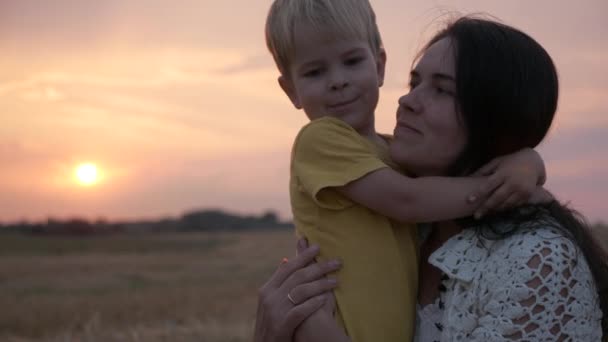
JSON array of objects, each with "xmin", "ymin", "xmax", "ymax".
[{"xmin": 265, "ymin": 0, "xmax": 545, "ymax": 341}]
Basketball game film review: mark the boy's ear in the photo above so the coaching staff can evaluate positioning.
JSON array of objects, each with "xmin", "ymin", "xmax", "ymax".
[
  {"xmin": 376, "ymin": 48, "xmax": 387, "ymax": 88},
  {"xmin": 278, "ymin": 75, "xmax": 302, "ymax": 109}
]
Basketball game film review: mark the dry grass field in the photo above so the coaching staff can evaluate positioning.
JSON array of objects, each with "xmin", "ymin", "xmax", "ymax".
[
  {"xmin": 1, "ymin": 225, "xmax": 606, "ymax": 342},
  {"xmin": 0, "ymin": 230, "xmax": 295, "ymax": 342}
]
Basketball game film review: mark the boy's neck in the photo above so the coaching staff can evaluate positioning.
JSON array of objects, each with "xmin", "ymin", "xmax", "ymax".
[
  {"xmin": 355, "ymin": 118, "xmax": 386, "ymax": 148},
  {"xmin": 367, "ymin": 132, "xmax": 388, "ymax": 148}
]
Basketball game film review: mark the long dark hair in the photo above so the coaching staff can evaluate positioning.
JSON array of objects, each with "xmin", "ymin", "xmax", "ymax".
[{"xmin": 422, "ymin": 16, "xmax": 608, "ymax": 334}]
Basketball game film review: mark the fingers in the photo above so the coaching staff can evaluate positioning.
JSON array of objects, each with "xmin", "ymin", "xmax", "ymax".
[
  {"xmin": 476, "ymin": 175, "xmax": 537, "ymax": 217},
  {"xmin": 266, "ymin": 244, "xmax": 320, "ymax": 289},
  {"xmin": 469, "ymin": 173, "xmax": 504, "ymax": 204},
  {"xmin": 475, "ymin": 182, "xmax": 509, "ymax": 219},
  {"xmin": 279, "ymin": 295, "xmax": 327, "ymax": 337},
  {"xmin": 281, "ymin": 259, "xmax": 342, "ymax": 293},
  {"xmin": 472, "ymin": 157, "xmax": 501, "ymax": 177},
  {"xmin": 497, "ymin": 192, "xmax": 523, "ymax": 211},
  {"xmin": 254, "ymin": 292, "xmax": 327, "ymax": 342},
  {"xmin": 254, "ymin": 240, "xmax": 336, "ymax": 342},
  {"xmin": 296, "ymin": 237, "xmax": 308, "ymax": 256},
  {"xmin": 320, "ymin": 291, "xmax": 337, "ymax": 315},
  {"xmin": 287, "ymin": 277, "xmax": 338, "ymax": 305},
  {"xmin": 528, "ymin": 188, "xmax": 554, "ymax": 204}
]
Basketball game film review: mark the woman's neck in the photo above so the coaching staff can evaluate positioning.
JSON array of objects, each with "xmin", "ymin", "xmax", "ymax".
[
  {"xmin": 429, "ymin": 220, "xmax": 463, "ymax": 244},
  {"xmin": 418, "ymin": 221, "xmax": 465, "ymax": 306}
]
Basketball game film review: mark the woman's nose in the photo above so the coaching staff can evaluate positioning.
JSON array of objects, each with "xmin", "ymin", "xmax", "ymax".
[{"xmin": 398, "ymin": 91, "xmax": 420, "ymax": 114}]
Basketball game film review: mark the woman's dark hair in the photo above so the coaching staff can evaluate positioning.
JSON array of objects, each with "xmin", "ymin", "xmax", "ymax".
[{"xmin": 421, "ymin": 16, "xmax": 608, "ymax": 334}]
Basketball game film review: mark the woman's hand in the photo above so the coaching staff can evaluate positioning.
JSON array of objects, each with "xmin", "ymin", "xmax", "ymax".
[
  {"xmin": 293, "ymin": 239, "xmax": 347, "ymax": 342},
  {"xmin": 253, "ymin": 238, "xmax": 341, "ymax": 342}
]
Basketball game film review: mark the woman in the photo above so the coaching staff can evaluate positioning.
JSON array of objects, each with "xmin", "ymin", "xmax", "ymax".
[{"xmin": 254, "ymin": 17, "xmax": 607, "ymax": 341}]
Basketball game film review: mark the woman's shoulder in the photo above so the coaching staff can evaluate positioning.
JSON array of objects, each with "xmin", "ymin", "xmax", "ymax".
[
  {"xmin": 489, "ymin": 223, "xmax": 578, "ymax": 263},
  {"xmin": 473, "ymin": 219, "xmax": 603, "ymax": 340},
  {"xmin": 430, "ymin": 219, "xmax": 584, "ymax": 282},
  {"xmin": 483, "ymin": 221, "xmax": 597, "ymax": 296}
]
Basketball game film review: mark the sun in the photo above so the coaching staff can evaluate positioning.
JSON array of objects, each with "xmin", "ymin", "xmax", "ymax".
[{"xmin": 75, "ymin": 163, "xmax": 100, "ymax": 187}]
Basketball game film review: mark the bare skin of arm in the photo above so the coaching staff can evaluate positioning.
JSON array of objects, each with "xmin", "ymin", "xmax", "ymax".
[
  {"xmin": 295, "ymin": 308, "xmax": 351, "ymax": 342},
  {"xmin": 336, "ymin": 148, "xmax": 545, "ymax": 222},
  {"xmin": 336, "ymin": 168, "xmax": 485, "ymax": 223}
]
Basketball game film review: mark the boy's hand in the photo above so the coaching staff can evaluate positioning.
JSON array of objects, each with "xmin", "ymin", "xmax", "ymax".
[
  {"xmin": 468, "ymin": 148, "xmax": 545, "ymax": 218},
  {"xmin": 529, "ymin": 187, "xmax": 554, "ymax": 204}
]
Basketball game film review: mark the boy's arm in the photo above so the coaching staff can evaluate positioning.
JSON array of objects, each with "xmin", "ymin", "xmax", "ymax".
[
  {"xmin": 337, "ymin": 147, "xmax": 546, "ymax": 223},
  {"xmin": 473, "ymin": 148, "xmax": 545, "ymax": 185},
  {"xmin": 294, "ymin": 119, "xmax": 544, "ymax": 222},
  {"xmin": 295, "ymin": 308, "xmax": 351, "ymax": 342},
  {"xmin": 335, "ymin": 168, "xmax": 484, "ymax": 223}
]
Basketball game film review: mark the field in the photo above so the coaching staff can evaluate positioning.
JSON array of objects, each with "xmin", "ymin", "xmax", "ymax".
[
  {"xmin": 0, "ymin": 230, "xmax": 295, "ymax": 342},
  {"xmin": 1, "ymin": 226, "xmax": 606, "ymax": 342}
]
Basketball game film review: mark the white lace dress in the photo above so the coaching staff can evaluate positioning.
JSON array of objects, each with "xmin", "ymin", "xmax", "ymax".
[{"xmin": 423, "ymin": 224, "xmax": 603, "ymax": 341}]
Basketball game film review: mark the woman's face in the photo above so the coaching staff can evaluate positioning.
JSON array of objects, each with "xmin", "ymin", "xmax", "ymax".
[{"xmin": 389, "ymin": 38, "xmax": 468, "ymax": 176}]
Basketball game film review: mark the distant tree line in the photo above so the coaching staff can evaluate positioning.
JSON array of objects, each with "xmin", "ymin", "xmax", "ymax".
[
  {"xmin": 0, "ymin": 211, "xmax": 605, "ymax": 241},
  {"xmin": 0, "ymin": 209, "xmax": 293, "ymax": 235}
]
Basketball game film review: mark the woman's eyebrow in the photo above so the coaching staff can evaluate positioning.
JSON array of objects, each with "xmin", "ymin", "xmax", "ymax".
[
  {"xmin": 410, "ymin": 70, "xmax": 454, "ymax": 82},
  {"xmin": 432, "ymin": 73, "xmax": 455, "ymax": 82}
]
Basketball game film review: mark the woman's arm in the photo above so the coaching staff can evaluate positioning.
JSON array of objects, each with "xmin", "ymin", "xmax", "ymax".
[{"xmin": 253, "ymin": 240, "xmax": 342, "ymax": 342}]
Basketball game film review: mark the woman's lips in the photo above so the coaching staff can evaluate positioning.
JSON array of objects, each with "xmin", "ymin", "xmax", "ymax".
[{"xmin": 395, "ymin": 122, "xmax": 422, "ymax": 135}]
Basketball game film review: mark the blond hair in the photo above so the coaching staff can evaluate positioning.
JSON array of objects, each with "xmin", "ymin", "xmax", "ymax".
[{"xmin": 265, "ymin": 0, "xmax": 383, "ymax": 76}]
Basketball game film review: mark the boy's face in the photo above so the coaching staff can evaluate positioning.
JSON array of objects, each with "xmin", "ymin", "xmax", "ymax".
[{"xmin": 279, "ymin": 23, "xmax": 386, "ymax": 131}]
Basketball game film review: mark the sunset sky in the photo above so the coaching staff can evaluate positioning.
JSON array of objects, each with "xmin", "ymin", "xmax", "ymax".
[{"xmin": 1, "ymin": 0, "xmax": 607, "ymax": 223}]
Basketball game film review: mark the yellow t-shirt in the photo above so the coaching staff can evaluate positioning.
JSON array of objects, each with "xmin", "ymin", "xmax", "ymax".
[{"xmin": 290, "ymin": 117, "xmax": 418, "ymax": 342}]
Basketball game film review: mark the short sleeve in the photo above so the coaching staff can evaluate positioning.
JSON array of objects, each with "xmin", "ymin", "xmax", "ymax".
[{"xmin": 292, "ymin": 117, "xmax": 388, "ymax": 209}]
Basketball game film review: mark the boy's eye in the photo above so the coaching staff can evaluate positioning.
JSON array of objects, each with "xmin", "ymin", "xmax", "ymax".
[
  {"xmin": 408, "ymin": 80, "xmax": 419, "ymax": 89},
  {"xmin": 345, "ymin": 56, "xmax": 364, "ymax": 66},
  {"xmin": 302, "ymin": 68, "xmax": 323, "ymax": 78}
]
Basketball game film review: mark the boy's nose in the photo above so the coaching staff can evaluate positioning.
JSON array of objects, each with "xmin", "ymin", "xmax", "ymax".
[
  {"xmin": 331, "ymin": 81, "xmax": 349, "ymax": 90},
  {"xmin": 329, "ymin": 71, "xmax": 349, "ymax": 90}
]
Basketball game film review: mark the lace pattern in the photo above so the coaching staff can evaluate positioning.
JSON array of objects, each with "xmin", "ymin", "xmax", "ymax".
[
  {"xmin": 428, "ymin": 224, "xmax": 603, "ymax": 341},
  {"xmin": 416, "ymin": 293, "xmax": 446, "ymax": 342}
]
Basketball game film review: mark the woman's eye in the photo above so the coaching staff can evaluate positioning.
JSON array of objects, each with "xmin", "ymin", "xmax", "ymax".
[
  {"xmin": 408, "ymin": 81, "xmax": 418, "ymax": 89},
  {"xmin": 435, "ymin": 86, "xmax": 454, "ymax": 96}
]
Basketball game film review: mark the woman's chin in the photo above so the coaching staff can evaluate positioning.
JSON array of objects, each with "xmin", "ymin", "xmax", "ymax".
[{"xmin": 389, "ymin": 149, "xmax": 415, "ymax": 171}]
